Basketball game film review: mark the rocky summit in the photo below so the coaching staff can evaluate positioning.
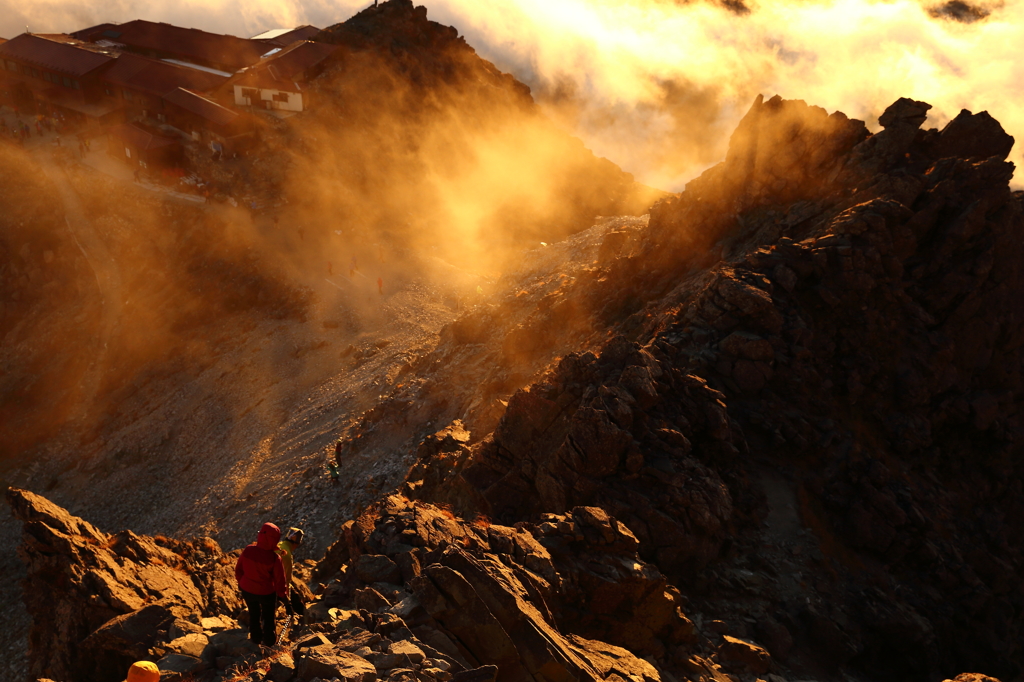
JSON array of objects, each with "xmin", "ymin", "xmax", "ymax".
[
  {"xmin": 7, "ymin": 87, "xmax": 1023, "ymax": 682},
  {"xmin": 403, "ymin": 95, "xmax": 1024, "ymax": 679}
]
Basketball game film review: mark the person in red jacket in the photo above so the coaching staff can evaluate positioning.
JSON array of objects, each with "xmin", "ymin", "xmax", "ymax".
[{"xmin": 235, "ymin": 522, "xmax": 288, "ymax": 646}]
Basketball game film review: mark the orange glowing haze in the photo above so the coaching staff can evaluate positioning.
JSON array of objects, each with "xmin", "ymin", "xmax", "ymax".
[{"xmin": 2, "ymin": 0, "xmax": 1020, "ymax": 188}]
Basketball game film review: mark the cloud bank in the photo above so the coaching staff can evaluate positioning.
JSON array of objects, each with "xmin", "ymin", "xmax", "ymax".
[{"xmin": 426, "ymin": 0, "xmax": 1023, "ymax": 188}]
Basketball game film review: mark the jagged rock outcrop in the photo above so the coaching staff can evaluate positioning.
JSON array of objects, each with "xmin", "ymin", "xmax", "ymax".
[
  {"xmin": 311, "ymin": 495, "xmax": 693, "ymax": 671},
  {"xmin": 10, "ymin": 482, "xmax": 1013, "ymax": 682},
  {"xmin": 401, "ymin": 95, "xmax": 1024, "ymax": 681},
  {"xmin": 9, "ymin": 489, "xmax": 692, "ymax": 682},
  {"xmin": 7, "ymin": 488, "xmax": 241, "ymax": 682},
  {"xmin": 406, "ymin": 346, "xmax": 748, "ymax": 578}
]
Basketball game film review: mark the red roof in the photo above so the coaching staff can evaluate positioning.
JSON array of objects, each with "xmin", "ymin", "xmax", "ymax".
[
  {"xmin": 108, "ymin": 122, "xmax": 177, "ymax": 150},
  {"xmin": 70, "ymin": 23, "xmax": 119, "ymax": 41},
  {"xmin": 164, "ymin": 87, "xmax": 238, "ymax": 126},
  {"xmin": 0, "ymin": 33, "xmax": 115, "ymax": 77},
  {"xmin": 102, "ymin": 53, "xmax": 227, "ymax": 97},
  {"xmin": 102, "ymin": 20, "xmax": 267, "ymax": 71},
  {"xmin": 236, "ymin": 40, "xmax": 338, "ymax": 89}
]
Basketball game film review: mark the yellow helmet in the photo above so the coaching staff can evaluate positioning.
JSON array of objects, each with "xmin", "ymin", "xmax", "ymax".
[{"xmin": 126, "ymin": 661, "xmax": 160, "ymax": 682}]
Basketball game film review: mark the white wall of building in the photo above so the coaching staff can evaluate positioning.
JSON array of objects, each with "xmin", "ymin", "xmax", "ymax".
[{"xmin": 233, "ymin": 84, "xmax": 303, "ymax": 112}]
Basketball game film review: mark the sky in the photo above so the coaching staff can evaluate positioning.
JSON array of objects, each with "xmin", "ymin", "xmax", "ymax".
[{"xmin": 1, "ymin": 0, "xmax": 1021, "ymax": 189}]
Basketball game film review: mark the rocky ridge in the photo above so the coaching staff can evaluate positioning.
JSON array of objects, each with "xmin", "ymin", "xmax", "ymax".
[
  {"xmin": 383, "ymin": 96, "xmax": 1024, "ymax": 679},
  {"xmin": 8, "ymin": 94, "xmax": 1024, "ymax": 682}
]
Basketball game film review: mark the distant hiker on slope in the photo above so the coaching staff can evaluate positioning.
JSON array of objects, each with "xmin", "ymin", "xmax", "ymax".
[
  {"xmin": 235, "ymin": 522, "xmax": 287, "ymax": 647},
  {"xmin": 124, "ymin": 661, "xmax": 160, "ymax": 682},
  {"xmin": 277, "ymin": 527, "xmax": 307, "ymax": 616}
]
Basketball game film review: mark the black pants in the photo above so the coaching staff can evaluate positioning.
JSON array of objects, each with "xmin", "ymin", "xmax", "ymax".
[
  {"xmin": 241, "ymin": 589, "xmax": 277, "ymax": 646},
  {"xmin": 289, "ymin": 590, "xmax": 306, "ymax": 617}
]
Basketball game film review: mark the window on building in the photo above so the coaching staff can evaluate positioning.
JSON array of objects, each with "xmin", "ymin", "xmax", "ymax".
[
  {"xmin": 30, "ymin": 68, "xmax": 39, "ymax": 78},
  {"xmin": 273, "ymin": 92, "xmax": 289, "ymax": 103},
  {"xmin": 123, "ymin": 89, "xmax": 133, "ymax": 101},
  {"xmin": 62, "ymin": 76, "xmax": 72, "ymax": 88},
  {"xmin": 240, "ymin": 87, "xmax": 258, "ymax": 103},
  {"xmin": 4, "ymin": 60, "xmax": 17, "ymax": 72},
  {"xmin": 156, "ymin": 113, "xmax": 166, "ymax": 123},
  {"xmin": 72, "ymin": 80, "xmax": 80, "ymax": 90}
]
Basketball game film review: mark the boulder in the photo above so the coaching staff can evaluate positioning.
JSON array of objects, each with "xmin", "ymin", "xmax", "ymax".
[
  {"xmin": 295, "ymin": 645, "xmax": 377, "ymax": 682},
  {"xmin": 931, "ymin": 109, "xmax": 1014, "ymax": 161},
  {"xmin": 155, "ymin": 652, "xmax": 204, "ymax": 680},
  {"xmin": 166, "ymin": 632, "xmax": 209, "ymax": 659},
  {"xmin": 354, "ymin": 587, "xmax": 392, "ymax": 612},
  {"xmin": 717, "ymin": 635, "xmax": 772, "ymax": 674},
  {"xmin": 878, "ymin": 97, "xmax": 931, "ymax": 129},
  {"xmin": 207, "ymin": 629, "xmax": 260, "ymax": 658},
  {"xmin": 80, "ymin": 604, "xmax": 175, "ymax": 662},
  {"xmin": 354, "ymin": 555, "xmax": 403, "ymax": 585},
  {"xmin": 566, "ymin": 636, "xmax": 660, "ymax": 682},
  {"xmin": 335, "ymin": 628, "xmax": 383, "ymax": 653},
  {"xmin": 366, "ymin": 651, "xmax": 411, "ymax": 671},
  {"xmin": 294, "ymin": 633, "xmax": 333, "ymax": 650},
  {"xmin": 388, "ymin": 640, "xmax": 426, "ymax": 664},
  {"xmin": 200, "ymin": 616, "xmax": 234, "ymax": 633},
  {"xmin": 266, "ymin": 654, "xmax": 296, "ymax": 682}
]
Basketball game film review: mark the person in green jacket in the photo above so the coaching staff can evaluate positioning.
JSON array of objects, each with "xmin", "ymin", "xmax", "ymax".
[{"xmin": 277, "ymin": 527, "xmax": 306, "ymax": 616}]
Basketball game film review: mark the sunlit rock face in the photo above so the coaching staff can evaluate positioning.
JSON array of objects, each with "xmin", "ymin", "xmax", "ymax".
[{"xmin": 6, "ymin": 487, "xmax": 239, "ymax": 682}]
